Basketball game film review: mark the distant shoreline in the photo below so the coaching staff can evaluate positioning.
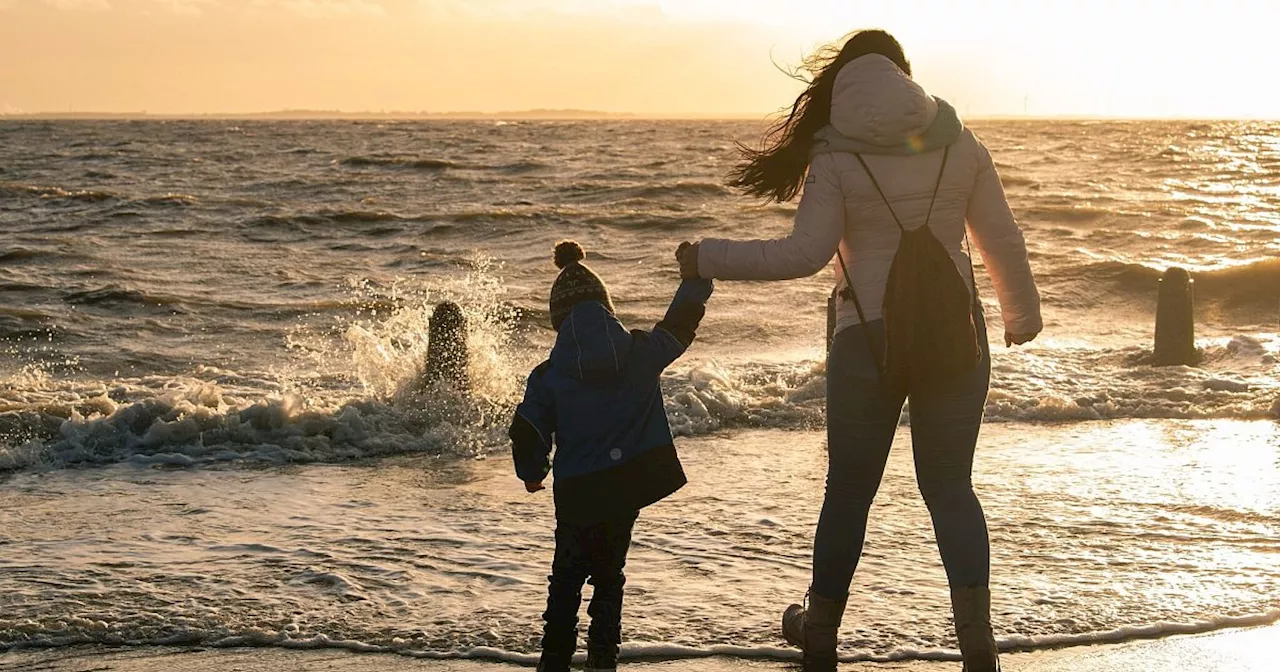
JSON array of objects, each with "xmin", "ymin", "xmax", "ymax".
[{"xmin": 0, "ymin": 110, "xmax": 1261, "ymax": 122}]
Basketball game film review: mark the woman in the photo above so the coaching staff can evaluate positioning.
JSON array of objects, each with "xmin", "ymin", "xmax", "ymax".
[{"xmin": 676, "ymin": 30, "xmax": 1041, "ymax": 672}]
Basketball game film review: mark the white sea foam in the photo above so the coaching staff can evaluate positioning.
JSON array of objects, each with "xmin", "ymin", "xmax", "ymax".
[
  {"xmin": 662, "ymin": 335, "xmax": 1278, "ymax": 437},
  {"xmin": 3, "ymin": 330, "xmax": 1276, "ymax": 472},
  {"xmin": 1, "ymin": 257, "xmax": 527, "ymax": 471}
]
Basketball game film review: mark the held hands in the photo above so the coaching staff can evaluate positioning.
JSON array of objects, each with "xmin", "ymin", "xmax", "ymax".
[
  {"xmin": 524, "ymin": 481, "xmax": 545, "ymax": 493},
  {"xmin": 1005, "ymin": 331, "xmax": 1039, "ymax": 347},
  {"xmin": 675, "ymin": 241, "xmax": 700, "ymax": 280},
  {"xmin": 678, "ymin": 237, "xmax": 1030, "ymax": 347}
]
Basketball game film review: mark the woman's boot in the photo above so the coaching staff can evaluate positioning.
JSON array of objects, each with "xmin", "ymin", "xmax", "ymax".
[
  {"xmin": 780, "ymin": 589, "xmax": 847, "ymax": 672},
  {"xmin": 950, "ymin": 585, "xmax": 1000, "ymax": 672}
]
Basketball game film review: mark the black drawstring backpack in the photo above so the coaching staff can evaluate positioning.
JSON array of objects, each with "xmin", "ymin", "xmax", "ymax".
[{"xmin": 835, "ymin": 145, "xmax": 982, "ymax": 392}]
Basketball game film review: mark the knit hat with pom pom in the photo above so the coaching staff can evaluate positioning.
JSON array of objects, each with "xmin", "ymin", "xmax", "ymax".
[{"xmin": 549, "ymin": 240, "xmax": 613, "ymax": 331}]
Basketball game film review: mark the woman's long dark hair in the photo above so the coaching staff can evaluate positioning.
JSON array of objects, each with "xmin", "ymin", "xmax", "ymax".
[{"xmin": 728, "ymin": 30, "xmax": 911, "ymax": 203}]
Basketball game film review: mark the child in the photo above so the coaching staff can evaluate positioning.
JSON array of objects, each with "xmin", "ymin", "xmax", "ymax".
[{"xmin": 510, "ymin": 240, "xmax": 713, "ymax": 672}]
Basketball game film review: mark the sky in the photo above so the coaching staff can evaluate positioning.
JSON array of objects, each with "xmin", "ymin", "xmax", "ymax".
[{"xmin": 2, "ymin": 0, "xmax": 1279, "ymax": 118}]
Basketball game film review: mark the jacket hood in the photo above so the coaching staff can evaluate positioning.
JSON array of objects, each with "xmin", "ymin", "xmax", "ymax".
[
  {"xmin": 811, "ymin": 54, "xmax": 962, "ymax": 157},
  {"xmin": 550, "ymin": 301, "xmax": 632, "ymax": 384}
]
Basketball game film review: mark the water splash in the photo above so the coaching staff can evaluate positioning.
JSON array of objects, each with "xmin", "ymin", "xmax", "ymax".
[{"xmin": 1, "ymin": 256, "xmax": 530, "ymax": 471}]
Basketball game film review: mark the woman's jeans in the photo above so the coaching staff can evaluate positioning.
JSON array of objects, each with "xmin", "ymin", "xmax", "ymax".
[{"xmin": 812, "ymin": 313, "xmax": 992, "ymax": 599}]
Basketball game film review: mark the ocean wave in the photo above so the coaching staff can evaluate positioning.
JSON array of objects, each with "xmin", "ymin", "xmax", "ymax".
[
  {"xmin": 0, "ymin": 302, "xmax": 55, "ymax": 320},
  {"xmin": 1046, "ymin": 258, "xmax": 1280, "ymax": 312},
  {"xmin": 135, "ymin": 193, "xmax": 200, "ymax": 206},
  {"xmin": 61, "ymin": 286, "xmax": 186, "ymax": 310},
  {"xmin": 2, "ymin": 186, "xmax": 202, "ymax": 208},
  {"xmin": 0, "ymin": 248, "xmax": 63, "ymax": 263},
  {"xmin": 246, "ymin": 207, "xmax": 540, "ymax": 231},
  {"xmin": 146, "ymin": 227, "xmax": 202, "ymax": 237},
  {"xmin": 0, "ymin": 183, "xmax": 121, "ymax": 202},
  {"xmin": 662, "ymin": 346, "xmax": 1278, "ymax": 438},
  {"xmin": 489, "ymin": 159, "xmax": 551, "ymax": 174},
  {"xmin": 0, "ymin": 281, "xmax": 48, "ymax": 293},
  {"xmin": 1194, "ymin": 258, "xmax": 1280, "ymax": 304},
  {"xmin": 1000, "ymin": 175, "xmax": 1040, "ymax": 188},
  {"xmin": 71, "ymin": 152, "xmax": 126, "ymax": 161},
  {"xmin": 551, "ymin": 180, "xmax": 734, "ymax": 202},
  {"xmin": 448, "ymin": 209, "xmax": 555, "ymax": 224},
  {"xmin": 240, "ymin": 210, "xmax": 408, "ymax": 231},
  {"xmin": 1021, "ymin": 204, "xmax": 1112, "ymax": 223},
  {"xmin": 993, "ymin": 609, "xmax": 1280, "ymax": 653},
  {"xmin": 240, "ymin": 214, "xmax": 317, "ymax": 231},
  {"xmin": 3, "ymin": 260, "xmax": 526, "ymax": 471},
  {"xmin": 0, "ymin": 313, "xmax": 56, "ymax": 341},
  {"xmin": 0, "ymin": 367, "xmax": 519, "ymax": 472},
  {"xmin": 321, "ymin": 209, "xmax": 406, "ymax": 224},
  {"xmin": 585, "ymin": 213, "xmax": 721, "ymax": 231},
  {"xmin": 627, "ymin": 181, "xmax": 734, "ymax": 199},
  {"xmin": 5, "ymin": 335, "xmax": 1275, "ymax": 473},
  {"xmin": 0, "ymin": 392, "xmax": 477, "ymax": 473},
  {"xmin": 338, "ymin": 156, "xmax": 455, "ymax": 171},
  {"xmin": 1, "ymin": 608, "xmax": 1275, "ymax": 662}
]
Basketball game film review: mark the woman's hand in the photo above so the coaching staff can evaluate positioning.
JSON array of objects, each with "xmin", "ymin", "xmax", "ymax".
[
  {"xmin": 676, "ymin": 241, "xmax": 700, "ymax": 280},
  {"xmin": 1005, "ymin": 331, "xmax": 1039, "ymax": 347}
]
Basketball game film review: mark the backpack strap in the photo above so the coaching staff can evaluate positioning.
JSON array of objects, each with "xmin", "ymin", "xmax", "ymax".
[
  {"xmin": 835, "ymin": 246, "xmax": 885, "ymax": 381},
  {"xmin": 852, "ymin": 146, "xmax": 950, "ymax": 231},
  {"xmin": 833, "ymin": 146, "xmax": 953, "ymax": 384},
  {"xmin": 962, "ymin": 226, "xmax": 982, "ymax": 316}
]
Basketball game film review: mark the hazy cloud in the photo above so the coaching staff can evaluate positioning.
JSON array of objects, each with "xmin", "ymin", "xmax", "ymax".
[
  {"xmin": 151, "ymin": 0, "xmax": 219, "ymax": 15},
  {"xmin": 270, "ymin": 0, "xmax": 386, "ymax": 19},
  {"xmin": 3, "ymin": 0, "xmax": 392, "ymax": 16},
  {"xmin": 417, "ymin": 0, "xmax": 726, "ymax": 23},
  {"xmin": 42, "ymin": 0, "xmax": 112, "ymax": 10}
]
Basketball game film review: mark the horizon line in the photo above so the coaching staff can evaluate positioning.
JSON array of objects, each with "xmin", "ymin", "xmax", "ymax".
[{"xmin": 2, "ymin": 109, "xmax": 1275, "ymax": 122}]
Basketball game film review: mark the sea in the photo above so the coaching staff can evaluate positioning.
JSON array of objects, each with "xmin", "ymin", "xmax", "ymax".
[{"xmin": 1, "ymin": 119, "xmax": 1278, "ymax": 665}]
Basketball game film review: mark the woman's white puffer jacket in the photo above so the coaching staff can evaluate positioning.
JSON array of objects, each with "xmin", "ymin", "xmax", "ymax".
[{"xmin": 698, "ymin": 54, "xmax": 1042, "ymax": 337}]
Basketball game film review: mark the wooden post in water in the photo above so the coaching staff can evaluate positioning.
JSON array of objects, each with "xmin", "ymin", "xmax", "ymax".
[
  {"xmin": 1153, "ymin": 267, "xmax": 1198, "ymax": 366},
  {"xmin": 424, "ymin": 301, "xmax": 469, "ymax": 389}
]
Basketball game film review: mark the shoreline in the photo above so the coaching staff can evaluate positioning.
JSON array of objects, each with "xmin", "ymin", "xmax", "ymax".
[
  {"xmin": 0, "ymin": 113, "xmax": 1262, "ymax": 122},
  {"xmin": 3, "ymin": 624, "xmax": 1278, "ymax": 671}
]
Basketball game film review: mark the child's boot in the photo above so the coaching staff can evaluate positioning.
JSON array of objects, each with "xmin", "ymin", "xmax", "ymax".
[
  {"xmin": 538, "ymin": 574, "xmax": 583, "ymax": 672},
  {"xmin": 585, "ymin": 574, "xmax": 625, "ymax": 672}
]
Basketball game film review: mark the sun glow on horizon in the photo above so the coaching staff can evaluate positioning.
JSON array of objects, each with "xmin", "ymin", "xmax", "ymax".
[{"xmin": 1, "ymin": 0, "xmax": 1279, "ymax": 118}]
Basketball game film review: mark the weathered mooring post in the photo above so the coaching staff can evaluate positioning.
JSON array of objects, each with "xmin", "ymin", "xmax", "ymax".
[
  {"xmin": 424, "ymin": 301, "xmax": 469, "ymax": 389},
  {"xmin": 1153, "ymin": 267, "xmax": 1198, "ymax": 366}
]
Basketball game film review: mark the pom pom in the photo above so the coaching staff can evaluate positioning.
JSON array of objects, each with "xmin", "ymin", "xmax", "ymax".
[{"xmin": 554, "ymin": 240, "xmax": 585, "ymax": 269}]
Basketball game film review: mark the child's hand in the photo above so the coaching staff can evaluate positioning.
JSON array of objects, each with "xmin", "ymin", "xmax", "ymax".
[
  {"xmin": 524, "ymin": 481, "xmax": 545, "ymax": 493},
  {"xmin": 676, "ymin": 241, "xmax": 700, "ymax": 280}
]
